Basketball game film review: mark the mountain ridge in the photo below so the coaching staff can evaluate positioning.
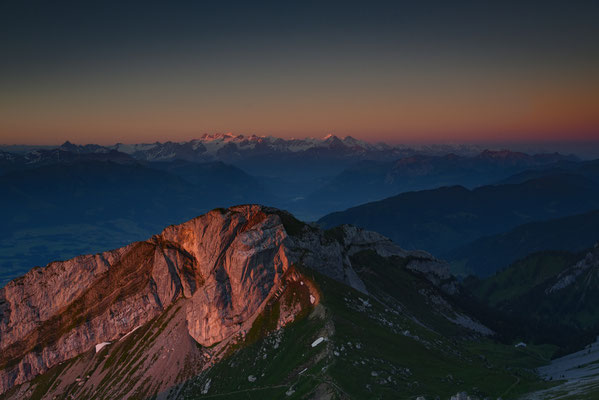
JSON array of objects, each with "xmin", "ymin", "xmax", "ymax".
[
  {"xmin": 0, "ymin": 205, "xmax": 462, "ymax": 396},
  {"xmin": 318, "ymin": 173, "xmax": 599, "ymax": 258},
  {"xmin": 447, "ymin": 210, "xmax": 599, "ymax": 277},
  {"xmin": 300, "ymin": 151, "xmax": 577, "ymax": 216},
  {"xmin": 1, "ymin": 136, "xmax": 578, "ymax": 168}
]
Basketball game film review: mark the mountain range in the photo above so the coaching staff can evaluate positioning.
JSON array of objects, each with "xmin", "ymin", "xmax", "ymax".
[
  {"xmin": 447, "ymin": 210, "xmax": 599, "ymax": 277},
  {"xmin": 0, "ymin": 136, "xmax": 579, "ymax": 219},
  {"xmin": 301, "ymin": 150, "xmax": 577, "ymax": 216},
  {"xmin": 3, "ymin": 134, "xmax": 489, "ymax": 163},
  {"xmin": 318, "ymin": 171, "xmax": 599, "ymax": 264},
  {"xmin": 2, "ymin": 168, "xmax": 599, "ymax": 398},
  {"xmin": 0, "ymin": 136, "xmax": 594, "ymax": 286}
]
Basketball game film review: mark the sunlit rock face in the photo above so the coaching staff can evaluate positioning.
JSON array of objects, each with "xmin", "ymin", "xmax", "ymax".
[
  {"xmin": 161, "ymin": 205, "xmax": 293, "ymax": 345},
  {"xmin": 0, "ymin": 205, "xmax": 294, "ymax": 392},
  {"xmin": 0, "ymin": 204, "xmax": 448, "ymax": 394}
]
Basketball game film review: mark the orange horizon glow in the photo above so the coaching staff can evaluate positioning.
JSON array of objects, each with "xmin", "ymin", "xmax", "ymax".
[
  {"xmin": 2, "ymin": 2, "xmax": 599, "ymax": 147},
  {"xmin": 2, "ymin": 61, "xmax": 598, "ymax": 146},
  {"xmin": 2, "ymin": 129, "xmax": 598, "ymax": 147}
]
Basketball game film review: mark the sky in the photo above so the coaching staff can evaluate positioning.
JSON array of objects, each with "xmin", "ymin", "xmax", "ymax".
[{"xmin": 1, "ymin": 0, "xmax": 598, "ymax": 145}]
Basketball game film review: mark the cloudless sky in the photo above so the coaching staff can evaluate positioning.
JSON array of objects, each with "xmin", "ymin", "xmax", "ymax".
[{"xmin": 1, "ymin": 0, "xmax": 598, "ymax": 145}]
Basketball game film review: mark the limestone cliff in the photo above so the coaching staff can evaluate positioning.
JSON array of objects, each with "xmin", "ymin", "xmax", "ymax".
[{"xmin": 0, "ymin": 205, "xmax": 450, "ymax": 395}]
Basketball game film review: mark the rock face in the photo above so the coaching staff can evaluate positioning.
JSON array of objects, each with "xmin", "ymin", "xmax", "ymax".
[
  {"xmin": 0, "ymin": 205, "xmax": 450, "ymax": 394},
  {"xmin": 548, "ymin": 243, "xmax": 599, "ymax": 294}
]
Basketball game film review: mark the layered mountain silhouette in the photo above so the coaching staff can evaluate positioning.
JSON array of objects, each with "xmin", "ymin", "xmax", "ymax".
[
  {"xmin": 447, "ymin": 210, "xmax": 599, "ymax": 277},
  {"xmin": 318, "ymin": 173, "xmax": 599, "ymax": 262},
  {"xmin": 303, "ymin": 150, "xmax": 577, "ymax": 215}
]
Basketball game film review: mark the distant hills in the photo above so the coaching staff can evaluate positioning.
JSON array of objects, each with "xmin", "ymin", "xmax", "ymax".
[
  {"xmin": 1, "ymin": 137, "xmax": 580, "ymax": 221},
  {"xmin": 447, "ymin": 210, "xmax": 599, "ymax": 277},
  {"xmin": 318, "ymin": 172, "xmax": 599, "ymax": 259},
  {"xmin": 0, "ymin": 160, "xmax": 269, "ymax": 231},
  {"xmin": 497, "ymin": 158, "xmax": 599, "ymax": 185},
  {"xmin": 465, "ymin": 244, "xmax": 599, "ymax": 352},
  {"xmin": 302, "ymin": 150, "xmax": 577, "ymax": 215},
  {"xmin": 0, "ymin": 160, "xmax": 272, "ymax": 285},
  {"xmin": 1, "ymin": 136, "xmax": 597, "ymax": 282},
  {"xmin": 0, "ymin": 148, "xmax": 136, "ymax": 175}
]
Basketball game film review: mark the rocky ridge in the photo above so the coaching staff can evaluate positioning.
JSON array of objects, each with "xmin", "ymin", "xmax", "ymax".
[{"xmin": 0, "ymin": 205, "xmax": 456, "ymax": 395}]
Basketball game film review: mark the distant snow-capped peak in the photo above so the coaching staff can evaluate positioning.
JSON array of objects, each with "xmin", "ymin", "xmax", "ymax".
[{"xmin": 2, "ymin": 134, "xmax": 549, "ymax": 165}]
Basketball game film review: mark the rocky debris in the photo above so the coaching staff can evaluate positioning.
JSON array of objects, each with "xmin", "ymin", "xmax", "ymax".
[
  {"xmin": 450, "ymin": 392, "xmax": 478, "ymax": 400},
  {"xmin": 341, "ymin": 226, "xmax": 408, "ymax": 258},
  {"xmin": 444, "ymin": 312, "xmax": 494, "ymax": 336},
  {"xmin": 406, "ymin": 257, "xmax": 460, "ymax": 295},
  {"xmin": 289, "ymin": 223, "xmax": 456, "ymax": 294},
  {"xmin": 287, "ymin": 225, "xmax": 369, "ymax": 293},
  {"xmin": 200, "ymin": 378, "xmax": 211, "ymax": 394}
]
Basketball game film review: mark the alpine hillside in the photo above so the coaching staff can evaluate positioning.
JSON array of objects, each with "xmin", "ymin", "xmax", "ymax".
[{"xmin": 0, "ymin": 206, "xmax": 556, "ymax": 400}]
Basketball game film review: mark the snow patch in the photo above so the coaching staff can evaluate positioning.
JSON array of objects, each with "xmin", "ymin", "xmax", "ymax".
[
  {"xmin": 121, "ymin": 325, "xmax": 141, "ymax": 340},
  {"xmin": 201, "ymin": 378, "xmax": 211, "ymax": 394},
  {"xmin": 95, "ymin": 342, "xmax": 111, "ymax": 353}
]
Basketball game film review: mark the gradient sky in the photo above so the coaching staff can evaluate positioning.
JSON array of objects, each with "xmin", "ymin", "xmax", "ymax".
[{"xmin": 1, "ymin": 0, "xmax": 598, "ymax": 145}]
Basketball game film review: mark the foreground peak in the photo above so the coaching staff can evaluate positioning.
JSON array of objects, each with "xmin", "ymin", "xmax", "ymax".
[{"xmin": 0, "ymin": 204, "xmax": 462, "ymax": 396}]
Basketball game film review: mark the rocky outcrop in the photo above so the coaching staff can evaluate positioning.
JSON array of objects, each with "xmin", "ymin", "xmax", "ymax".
[
  {"xmin": 0, "ymin": 206, "xmax": 286, "ymax": 392},
  {"xmin": 548, "ymin": 243, "xmax": 599, "ymax": 294},
  {"xmin": 0, "ymin": 204, "xmax": 450, "ymax": 394},
  {"xmin": 288, "ymin": 224, "xmax": 455, "ymax": 294}
]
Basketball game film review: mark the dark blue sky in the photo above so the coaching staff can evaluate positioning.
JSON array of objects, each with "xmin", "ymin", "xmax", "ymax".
[{"xmin": 1, "ymin": 0, "xmax": 598, "ymax": 144}]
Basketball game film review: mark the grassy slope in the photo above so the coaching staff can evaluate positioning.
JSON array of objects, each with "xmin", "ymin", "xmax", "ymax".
[
  {"xmin": 469, "ymin": 251, "xmax": 579, "ymax": 307},
  {"xmin": 176, "ymin": 258, "xmax": 556, "ymax": 400},
  {"xmin": 465, "ymin": 248, "xmax": 599, "ymax": 356},
  {"xmin": 1, "ymin": 257, "xmax": 559, "ymax": 400}
]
